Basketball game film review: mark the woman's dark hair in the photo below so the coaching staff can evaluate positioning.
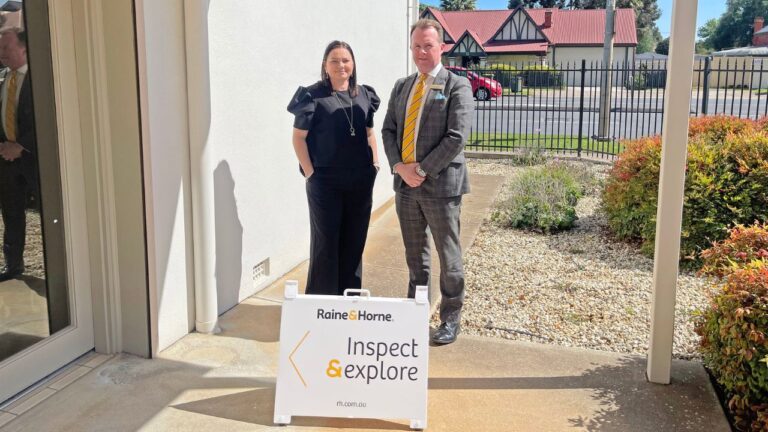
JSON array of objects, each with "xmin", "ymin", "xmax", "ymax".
[{"xmin": 321, "ymin": 40, "xmax": 358, "ymax": 96}]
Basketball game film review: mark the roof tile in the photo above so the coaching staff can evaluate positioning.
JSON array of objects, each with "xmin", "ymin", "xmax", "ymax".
[{"xmin": 427, "ymin": 7, "xmax": 637, "ymax": 48}]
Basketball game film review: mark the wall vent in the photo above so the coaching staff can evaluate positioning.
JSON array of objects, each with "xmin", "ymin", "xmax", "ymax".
[{"xmin": 253, "ymin": 258, "xmax": 270, "ymax": 285}]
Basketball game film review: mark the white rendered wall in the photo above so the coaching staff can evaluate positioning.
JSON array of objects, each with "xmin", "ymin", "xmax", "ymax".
[
  {"xmin": 138, "ymin": 0, "xmax": 409, "ymax": 350},
  {"xmin": 550, "ymin": 46, "xmax": 634, "ymax": 86},
  {"xmin": 550, "ymin": 46, "xmax": 633, "ymax": 66},
  {"xmin": 206, "ymin": 0, "xmax": 406, "ymax": 312}
]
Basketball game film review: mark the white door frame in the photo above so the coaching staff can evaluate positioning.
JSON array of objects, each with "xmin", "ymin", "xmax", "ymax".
[{"xmin": 0, "ymin": 0, "xmax": 95, "ymax": 402}]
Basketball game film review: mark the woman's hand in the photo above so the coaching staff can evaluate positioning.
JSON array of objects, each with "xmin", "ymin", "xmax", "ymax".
[
  {"xmin": 368, "ymin": 127, "xmax": 380, "ymax": 174},
  {"xmin": 293, "ymin": 128, "xmax": 314, "ymax": 179}
]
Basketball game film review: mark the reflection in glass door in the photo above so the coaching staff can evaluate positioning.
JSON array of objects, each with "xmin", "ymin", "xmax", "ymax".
[
  {"xmin": 0, "ymin": 0, "xmax": 85, "ymax": 389},
  {"xmin": 0, "ymin": 0, "xmax": 69, "ymax": 363}
]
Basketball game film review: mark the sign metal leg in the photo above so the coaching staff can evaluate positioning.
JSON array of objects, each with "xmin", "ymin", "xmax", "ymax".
[
  {"xmin": 410, "ymin": 419, "xmax": 426, "ymax": 430},
  {"xmin": 274, "ymin": 414, "xmax": 291, "ymax": 426}
]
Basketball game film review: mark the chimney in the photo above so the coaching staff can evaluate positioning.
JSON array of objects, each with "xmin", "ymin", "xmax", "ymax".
[
  {"xmin": 754, "ymin": 17, "xmax": 764, "ymax": 46},
  {"xmin": 0, "ymin": 10, "xmax": 22, "ymax": 32},
  {"xmin": 543, "ymin": 9, "xmax": 552, "ymax": 28}
]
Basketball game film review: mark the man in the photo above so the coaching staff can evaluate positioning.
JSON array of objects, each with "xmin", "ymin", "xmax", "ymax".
[
  {"xmin": 382, "ymin": 19, "xmax": 473, "ymax": 345},
  {"xmin": 0, "ymin": 26, "xmax": 36, "ymax": 281}
]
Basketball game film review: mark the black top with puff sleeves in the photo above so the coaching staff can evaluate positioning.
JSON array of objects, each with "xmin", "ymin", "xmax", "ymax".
[{"xmin": 288, "ymin": 82, "xmax": 380, "ymax": 168}]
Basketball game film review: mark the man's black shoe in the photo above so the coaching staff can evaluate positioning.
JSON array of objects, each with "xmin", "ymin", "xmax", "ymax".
[{"xmin": 432, "ymin": 322, "xmax": 460, "ymax": 345}]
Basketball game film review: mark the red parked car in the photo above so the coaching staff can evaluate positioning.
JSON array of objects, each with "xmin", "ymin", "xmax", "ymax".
[{"xmin": 446, "ymin": 66, "xmax": 502, "ymax": 101}]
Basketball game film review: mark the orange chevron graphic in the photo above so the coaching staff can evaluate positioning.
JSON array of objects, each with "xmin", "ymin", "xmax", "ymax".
[{"xmin": 289, "ymin": 330, "xmax": 310, "ymax": 387}]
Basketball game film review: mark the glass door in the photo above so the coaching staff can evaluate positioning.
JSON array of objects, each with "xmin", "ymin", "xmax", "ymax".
[{"xmin": 0, "ymin": 0, "xmax": 93, "ymax": 402}]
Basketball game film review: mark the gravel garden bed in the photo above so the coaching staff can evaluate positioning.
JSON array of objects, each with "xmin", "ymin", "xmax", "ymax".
[
  {"xmin": 0, "ymin": 210, "xmax": 45, "ymax": 280},
  {"xmin": 433, "ymin": 158, "xmax": 714, "ymax": 359}
]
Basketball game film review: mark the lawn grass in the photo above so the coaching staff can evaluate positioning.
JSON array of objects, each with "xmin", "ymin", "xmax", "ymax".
[{"xmin": 468, "ymin": 132, "xmax": 625, "ymax": 155}]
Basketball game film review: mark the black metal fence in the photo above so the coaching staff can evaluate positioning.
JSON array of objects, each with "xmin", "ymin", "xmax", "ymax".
[{"xmin": 466, "ymin": 58, "xmax": 768, "ymax": 159}]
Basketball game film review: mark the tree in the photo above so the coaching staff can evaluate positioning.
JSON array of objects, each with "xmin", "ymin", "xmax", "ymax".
[
  {"xmin": 699, "ymin": 1, "xmax": 768, "ymax": 51},
  {"xmin": 636, "ymin": 29, "xmax": 656, "ymax": 53},
  {"xmin": 695, "ymin": 41, "xmax": 712, "ymax": 55},
  {"xmin": 697, "ymin": 18, "xmax": 718, "ymax": 52},
  {"xmin": 440, "ymin": 0, "xmax": 476, "ymax": 11},
  {"xmin": 419, "ymin": 3, "xmax": 429, "ymax": 13},
  {"xmin": 698, "ymin": 18, "xmax": 719, "ymax": 42},
  {"xmin": 655, "ymin": 37, "xmax": 669, "ymax": 55},
  {"xmin": 562, "ymin": 0, "xmax": 608, "ymax": 7},
  {"xmin": 507, "ymin": 0, "xmax": 567, "ymax": 7}
]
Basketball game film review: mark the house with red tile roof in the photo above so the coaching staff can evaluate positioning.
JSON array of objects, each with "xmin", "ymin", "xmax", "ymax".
[
  {"xmin": 422, "ymin": 6, "xmax": 637, "ymax": 68},
  {"xmin": 753, "ymin": 17, "xmax": 768, "ymax": 47}
]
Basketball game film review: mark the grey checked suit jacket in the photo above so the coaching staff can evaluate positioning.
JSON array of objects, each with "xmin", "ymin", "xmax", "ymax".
[{"xmin": 382, "ymin": 67, "xmax": 474, "ymax": 197}]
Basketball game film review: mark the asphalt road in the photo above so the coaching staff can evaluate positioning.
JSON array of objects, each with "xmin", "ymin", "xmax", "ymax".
[{"xmin": 470, "ymin": 90, "xmax": 768, "ymax": 143}]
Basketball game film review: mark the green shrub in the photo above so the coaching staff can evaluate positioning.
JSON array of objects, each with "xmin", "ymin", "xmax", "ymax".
[
  {"xmin": 688, "ymin": 116, "xmax": 757, "ymax": 142},
  {"xmin": 520, "ymin": 65, "xmax": 562, "ymax": 88},
  {"xmin": 625, "ymin": 69, "xmax": 667, "ymax": 90},
  {"xmin": 482, "ymin": 64, "xmax": 522, "ymax": 92},
  {"xmin": 486, "ymin": 63, "xmax": 519, "ymax": 73},
  {"xmin": 492, "ymin": 162, "xmax": 587, "ymax": 233},
  {"xmin": 602, "ymin": 116, "xmax": 768, "ymax": 265},
  {"xmin": 503, "ymin": 148, "xmax": 548, "ymax": 166},
  {"xmin": 700, "ymin": 222, "xmax": 768, "ymax": 279},
  {"xmin": 683, "ymin": 130, "xmax": 768, "ymax": 264},
  {"xmin": 695, "ymin": 254, "xmax": 768, "ymax": 431},
  {"xmin": 624, "ymin": 72, "xmax": 647, "ymax": 90},
  {"xmin": 601, "ymin": 136, "xmax": 662, "ymax": 254},
  {"xmin": 522, "ymin": 65, "xmax": 558, "ymax": 72}
]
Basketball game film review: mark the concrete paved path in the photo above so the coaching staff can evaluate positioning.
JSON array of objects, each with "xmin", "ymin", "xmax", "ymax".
[{"xmin": 0, "ymin": 174, "xmax": 729, "ymax": 432}]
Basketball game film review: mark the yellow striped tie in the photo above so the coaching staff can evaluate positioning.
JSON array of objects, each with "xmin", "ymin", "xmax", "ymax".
[
  {"xmin": 401, "ymin": 73, "xmax": 427, "ymax": 163},
  {"xmin": 5, "ymin": 71, "xmax": 17, "ymax": 142}
]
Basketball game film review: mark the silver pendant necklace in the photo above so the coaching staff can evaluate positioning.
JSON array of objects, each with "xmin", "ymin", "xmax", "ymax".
[{"xmin": 333, "ymin": 90, "xmax": 355, "ymax": 136}]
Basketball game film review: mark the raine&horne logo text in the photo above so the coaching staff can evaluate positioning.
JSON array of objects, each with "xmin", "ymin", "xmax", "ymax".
[{"xmin": 316, "ymin": 308, "xmax": 393, "ymax": 322}]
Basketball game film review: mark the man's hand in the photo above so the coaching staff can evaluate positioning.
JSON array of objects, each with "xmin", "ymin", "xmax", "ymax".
[
  {"xmin": 0, "ymin": 141, "xmax": 23, "ymax": 162},
  {"xmin": 395, "ymin": 162, "xmax": 425, "ymax": 188}
]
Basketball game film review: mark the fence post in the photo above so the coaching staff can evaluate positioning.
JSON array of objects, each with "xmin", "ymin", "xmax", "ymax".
[
  {"xmin": 577, "ymin": 59, "xmax": 586, "ymax": 158},
  {"xmin": 701, "ymin": 56, "xmax": 711, "ymax": 115}
]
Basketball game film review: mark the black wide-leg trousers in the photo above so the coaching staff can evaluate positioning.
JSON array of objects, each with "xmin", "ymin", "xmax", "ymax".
[{"xmin": 305, "ymin": 166, "xmax": 376, "ymax": 295}]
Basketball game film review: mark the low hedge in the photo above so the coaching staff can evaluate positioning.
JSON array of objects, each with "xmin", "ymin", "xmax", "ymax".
[
  {"xmin": 602, "ymin": 116, "xmax": 768, "ymax": 266},
  {"xmin": 624, "ymin": 69, "xmax": 667, "ymax": 90},
  {"xmin": 696, "ymin": 223, "xmax": 768, "ymax": 431},
  {"xmin": 700, "ymin": 222, "xmax": 768, "ymax": 278},
  {"xmin": 520, "ymin": 65, "xmax": 562, "ymax": 88},
  {"xmin": 486, "ymin": 63, "xmax": 519, "ymax": 72}
]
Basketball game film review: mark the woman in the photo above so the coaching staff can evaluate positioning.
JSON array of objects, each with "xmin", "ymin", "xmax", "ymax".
[{"xmin": 287, "ymin": 41, "xmax": 380, "ymax": 295}]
